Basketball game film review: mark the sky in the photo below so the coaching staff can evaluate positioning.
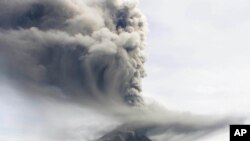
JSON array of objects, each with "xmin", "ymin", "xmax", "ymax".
[{"xmin": 140, "ymin": 0, "xmax": 250, "ymax": 140}]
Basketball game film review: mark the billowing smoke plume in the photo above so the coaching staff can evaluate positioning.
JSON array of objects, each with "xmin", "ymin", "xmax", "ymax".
[
  {"xmin": 0, "ymin": 0, "xmax": 240, "ymax": 141},
  {"xmin": 0, "ymin": 0, "xmax": 146, "ymax": 106}
]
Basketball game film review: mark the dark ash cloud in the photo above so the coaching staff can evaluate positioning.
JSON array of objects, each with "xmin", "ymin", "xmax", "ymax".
[
  {"xmin": 0, "ymin": 0, "xmax": 147, "ymax": 106},
  {"xmin": 0, "ymin": 0, "xmax": 238, "ymax": 141}
]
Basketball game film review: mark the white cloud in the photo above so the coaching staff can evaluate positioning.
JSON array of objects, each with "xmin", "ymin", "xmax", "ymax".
[
  {"xmin": 140, "ymin": 0, "xmax": 250, "ymax": 140},
  {"xmin": 140, "ymin": 0, "xmax": 250, "ymax": 114}
]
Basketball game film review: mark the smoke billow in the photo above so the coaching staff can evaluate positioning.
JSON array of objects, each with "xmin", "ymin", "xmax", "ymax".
[
  {"xmin": 0, "ymin": 0, "xmax": 147, "ymax": 106},
  {"xmin": 0, "ymin": 0, "xmax": 239, "ymax": 141}
]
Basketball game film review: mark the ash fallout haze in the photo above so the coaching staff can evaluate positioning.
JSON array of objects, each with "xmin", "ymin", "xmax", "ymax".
[{"xmin": 0, "ymin": 0, "xmax": 243, "ymax": 141}]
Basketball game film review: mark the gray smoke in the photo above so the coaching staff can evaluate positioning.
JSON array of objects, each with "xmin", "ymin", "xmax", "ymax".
[
  {"xmin": 0, "ymin": 0, "xmax": 240, "ymax": 141},
  {"xmin": 0, "ymin": 0, "xmax": 146, "ymax": 106}
]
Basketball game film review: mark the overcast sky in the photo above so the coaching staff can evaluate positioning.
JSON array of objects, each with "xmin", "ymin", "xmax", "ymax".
[{"xmin": 140, "ymin": 0, "xmax": 250, "ymax": 140}]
